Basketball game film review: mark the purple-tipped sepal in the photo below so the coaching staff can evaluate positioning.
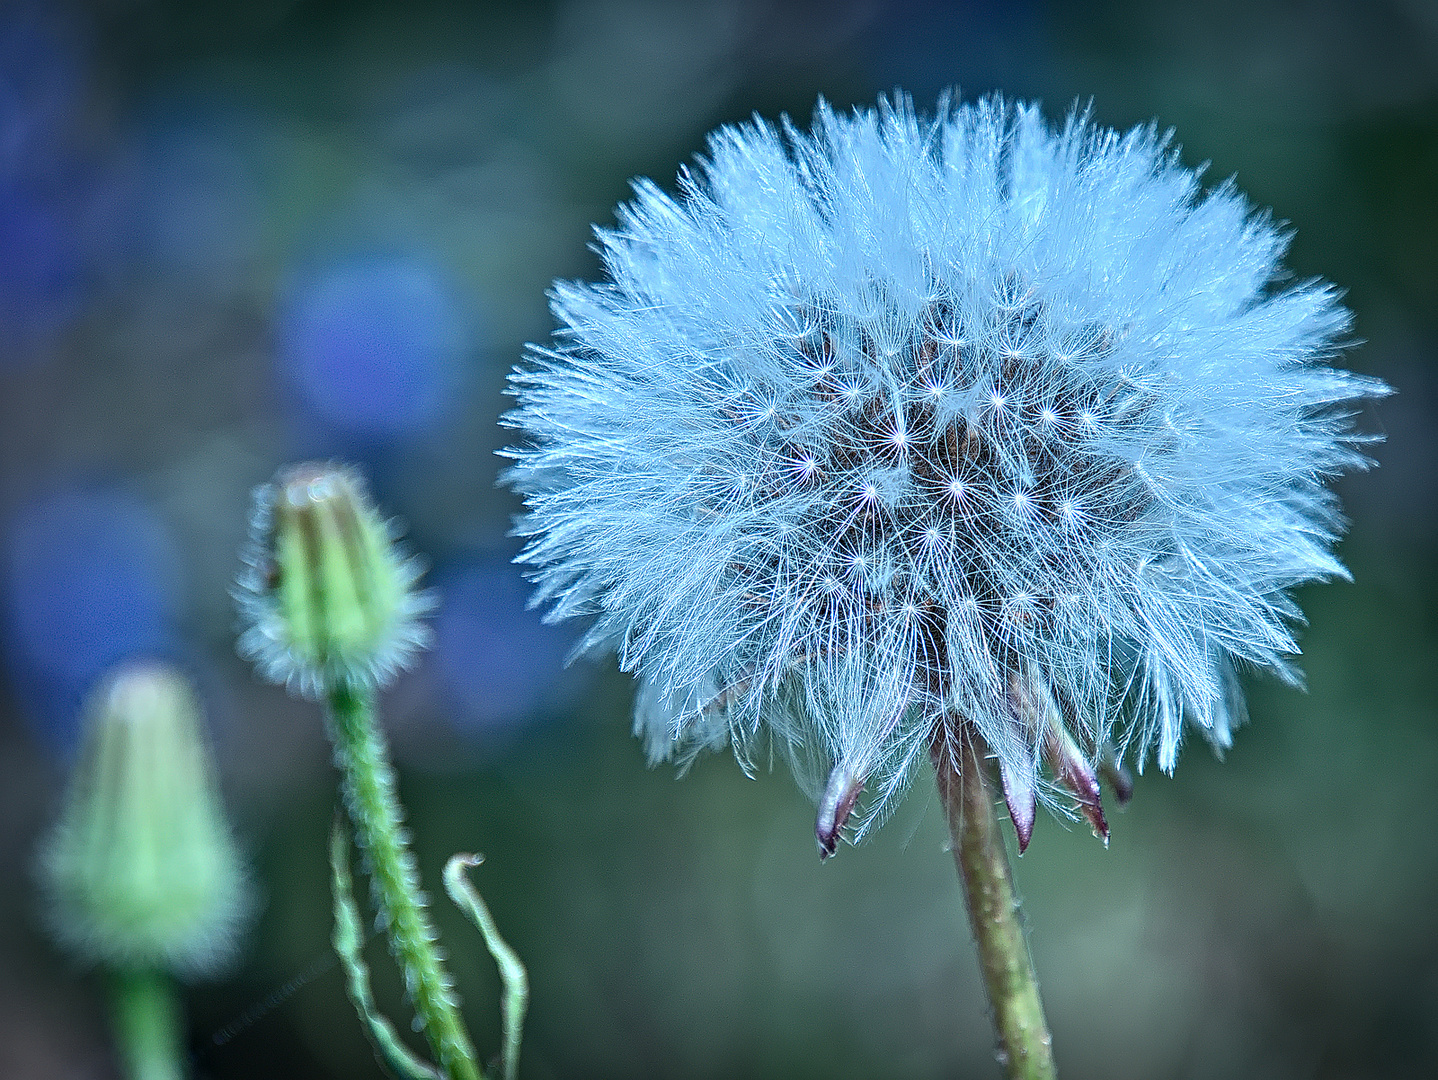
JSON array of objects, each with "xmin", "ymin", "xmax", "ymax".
[
  {"xmin": 1098, "ymin": 747, "xmax": 1135, "ymax": 806},
  {"xmin": 997, "ymin": 753, "xmax": 1037, "ymax": 854},
  {"xmin": 816, "ymin": 765, "xmax": 865, "ymax": 860},
  {"xmin": 1044, "ymin": 725, "xmax": 1109, "ymax": 846}
]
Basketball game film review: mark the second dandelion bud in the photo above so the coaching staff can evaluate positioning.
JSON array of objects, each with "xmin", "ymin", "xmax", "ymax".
[{"xmin": 236, "ymin": 463, "xmax": 433, "ymax": 698}]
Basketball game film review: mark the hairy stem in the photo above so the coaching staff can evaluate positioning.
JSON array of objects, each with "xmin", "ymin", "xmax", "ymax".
[
  {"xmin": 110, "ymin": 968, "xmax": 184, "ymax": 1080},
  {"xmin": 932, "ymin": 728, "xmax": 1056, "ymax": 1080},
  {"xmin": 328, "ymin": 683, "xmax": 482, "ymax": 1080}
]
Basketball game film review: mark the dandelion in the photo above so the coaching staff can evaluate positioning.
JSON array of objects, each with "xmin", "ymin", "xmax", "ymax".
[
  {"xmin": 502, "ymin": 94, "xmax": 1386, "ymax": 1075},
  {"xmin": 506, "ymin": 91, "xmax": 1383, "ymax": 843}
]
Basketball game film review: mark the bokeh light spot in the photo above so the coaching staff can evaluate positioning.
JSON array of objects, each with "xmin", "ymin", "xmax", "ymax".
[
  {"xmin": 433, "ymin": 560, "xmax": 580, "ymax": 741},
  {"xmin": 279, "ymin": 255, "xmax": 465, "ymax": 440},
  {"xmin": 2, "ymin": 489, "xmax": 181, "ymax": 754}
]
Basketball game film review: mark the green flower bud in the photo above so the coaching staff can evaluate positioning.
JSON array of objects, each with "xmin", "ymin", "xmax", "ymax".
[
  {"xmin": 236, "ymin": 463, "xmax": 434, "ymax": 698},
  {"xmin": 39, "ymin": 662, "xmax": 252, "ymax": 977}
]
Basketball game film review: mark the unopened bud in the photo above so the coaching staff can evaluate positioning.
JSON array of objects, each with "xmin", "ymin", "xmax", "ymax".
[
  {"xmin": 39, "ymin": 662, "xmax": 251, "ymax": 977},
  {"xmin": 236, "ymin": 463, "xmax": 434, "ymax": 698}
]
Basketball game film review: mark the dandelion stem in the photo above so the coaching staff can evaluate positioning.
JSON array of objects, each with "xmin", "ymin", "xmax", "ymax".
[
  {"xmin": 933, "ymin": 728, "xmax": 1056, "ymax": 1080},
  {"xmin": 328, "ymin": 683, "xmax": 482, "ymax": 1080},
  {"xmin": 109, "ymin": 968, "xmax": 184, "ymax": 1080}
]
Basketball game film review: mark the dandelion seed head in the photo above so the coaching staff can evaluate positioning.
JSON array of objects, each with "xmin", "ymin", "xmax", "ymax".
[{"xmin": 503, "ymin": 93, "xmax": 1387, "ymax": 849}]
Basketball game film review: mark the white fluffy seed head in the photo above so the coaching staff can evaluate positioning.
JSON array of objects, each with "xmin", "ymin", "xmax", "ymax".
[{"xmin": 502, "ymin": 93, "xmax": 1388, "ymax": 841}]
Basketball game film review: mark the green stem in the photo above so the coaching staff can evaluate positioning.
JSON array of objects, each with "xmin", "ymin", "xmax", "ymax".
[
  {"xmin": 328, "ymin": 683, "xmax": 482, "ymax": 1080},
  {"xmin": 110, "ymin": 968, "xmax": 185, "ymax": 1080},
  {"xmin": 932, "ymin": 729, "xmax": 1056, "ymax": 1080}
]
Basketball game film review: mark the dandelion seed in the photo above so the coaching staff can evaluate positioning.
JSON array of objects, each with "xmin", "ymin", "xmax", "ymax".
[{"xmin": 502, "ymin": 93, "xmax": 1387, "ymax": 853}]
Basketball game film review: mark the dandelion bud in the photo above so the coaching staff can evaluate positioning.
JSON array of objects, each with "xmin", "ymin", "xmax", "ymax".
[
  {"xmin": 39, "ymin": 662, "xmax": 251, "ymax": 977},
  {"xmin": 236, "ymin": 463, "xmax": 434, "ymax": 698}
]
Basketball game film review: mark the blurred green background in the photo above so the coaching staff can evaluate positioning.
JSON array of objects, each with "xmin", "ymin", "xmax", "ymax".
[{"xmin": 0, "ymin": 1, "xmax": 1432, "ymax": 1077}]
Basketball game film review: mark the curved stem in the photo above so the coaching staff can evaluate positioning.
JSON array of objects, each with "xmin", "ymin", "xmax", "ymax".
[
  {"xmin": 932, "ymin": 728, "xmax": 1056, "ymax": 1080},
  {"xmin": 110, "ymin": 968, "xmax": 185, "ymax": 1080},
  {"xmin": 328, "ymin": 683, "xmax": 482, "ymax": 1080}
]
